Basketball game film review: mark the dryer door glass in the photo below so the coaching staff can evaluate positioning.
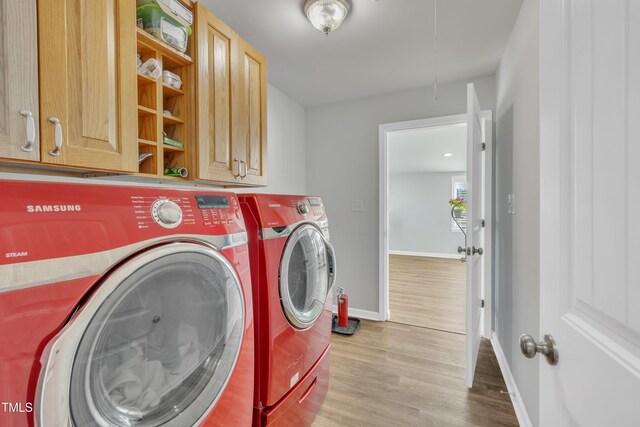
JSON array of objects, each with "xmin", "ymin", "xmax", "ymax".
[
  {"xmin": 280, "ymin": 224, "xmax": 335, "ymax": 329},
  {"xmin": 67, "ymin": 244, "xmax": 244, "ymax": 427}
]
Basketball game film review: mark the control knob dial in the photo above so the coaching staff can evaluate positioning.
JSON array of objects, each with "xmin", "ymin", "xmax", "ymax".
[
  {"xmin": 152, "ymin": 200, "xmax": 182, "ymax": 228},
  {"xmin": 297, "ymin": 202, "xmax": 309, "ymax": 215}
]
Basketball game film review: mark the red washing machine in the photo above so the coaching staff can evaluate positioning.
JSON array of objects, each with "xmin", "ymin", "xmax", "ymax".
[
  {"xmin": 240, "ymin": 194, "xmax": 336, "ymax": 427},
  {"xmin": 0, "ymin": 179, "xmax": 254, "ymax": 427}
]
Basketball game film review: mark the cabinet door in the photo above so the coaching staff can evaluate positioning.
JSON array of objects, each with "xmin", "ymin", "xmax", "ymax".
[
  {"xmin": 38, "ymin": 0, "xmax": 137, "ymax": 172},
  {"xmin": 195, "ymin": 4, "xmax": 240, "ymax": 182},
  {"xmin": 0, "ymin": 0, "xmax": 39, "ymax": 161},
  {"xmin": 235, "ymin": 40, "xmax": 267, "ymax": 186}
]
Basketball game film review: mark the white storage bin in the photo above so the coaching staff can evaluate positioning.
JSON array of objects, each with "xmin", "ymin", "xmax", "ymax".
[{"xmin": 163, "ymin": 70, "xmax": 182, "ymax": 89}]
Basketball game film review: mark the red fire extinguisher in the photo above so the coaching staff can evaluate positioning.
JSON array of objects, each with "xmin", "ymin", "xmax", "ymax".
[{"xmin": 337, "ymin": 287, "xmax": 349, "ymax": 327}]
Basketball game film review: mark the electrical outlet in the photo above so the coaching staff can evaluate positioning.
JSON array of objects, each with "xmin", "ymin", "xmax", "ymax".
[{"xmin": 351, "ymin": 199, "xmax": 364, "ymax": 212}]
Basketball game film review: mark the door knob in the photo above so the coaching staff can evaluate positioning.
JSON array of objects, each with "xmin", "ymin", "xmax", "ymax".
[
  {"xmin": 458, "ymin": 246, "xmax": 471, "ymax": 255},
  {"xmin": 472, "ymin": 246, "xmax": 483, "ymax": 256},
  {"xmin": 519, "ymin": 334, "xmax": 558, "ymax": 365}
]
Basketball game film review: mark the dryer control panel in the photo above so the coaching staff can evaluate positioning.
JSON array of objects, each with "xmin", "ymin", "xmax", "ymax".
[
  {"xmin": 238, "ymin": 194, "xmax": 327, "ymax": 228},
  {"xmin": 195, "ymin": 194, "xmax": 240, "ymax": 226},
  {"xmin": 131, "ymin": 195, "xmax": 195, "ymax": 229},
  {"xmin": 0, "ymin": 180, "xmax": 245, "ymax": 267}
]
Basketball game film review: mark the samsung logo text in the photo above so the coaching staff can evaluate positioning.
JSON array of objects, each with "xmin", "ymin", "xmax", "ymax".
[{"xmin": 26, "ymin": 204, "xmax": 82, "ymax": 213}]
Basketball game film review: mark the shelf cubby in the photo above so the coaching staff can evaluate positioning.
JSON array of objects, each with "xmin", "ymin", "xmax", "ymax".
[
  {"xmin": 134, "ymin": 6, "xmax": 194, "ymax": 179},
  {"xmin": 163, "ymin": 83, "xmax": 184, "ymax": 98},
  {"xmin": 138, "ymin": 105, "xmax": 156, "ymax": 117}
]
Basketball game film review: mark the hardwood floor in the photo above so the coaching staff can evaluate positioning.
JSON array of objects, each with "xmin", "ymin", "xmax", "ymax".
[
  {"xmin": 389, "ymin": 255, "xmax": 466, "ymax": 334},
  {"xmin": 313, "ymin": 320, "xmax": 518, "ymax": 427}
]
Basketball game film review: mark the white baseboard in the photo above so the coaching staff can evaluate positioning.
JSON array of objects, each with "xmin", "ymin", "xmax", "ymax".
[
  {"xmin": 388, "ymin": 250, "xmax": 461, "ymax": 260},
  {"xmin": 491, "ymin": 333, "xmax": 533, "ymax": 427},
  {"xmin": 331, "ymin": 305, "xmax": 382, "ymax": 321}
]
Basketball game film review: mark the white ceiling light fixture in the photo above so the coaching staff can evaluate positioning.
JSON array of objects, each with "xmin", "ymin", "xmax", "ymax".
[
  {"xmin": 304, "ymin": 0, "xmax": 351, "ymax": 36},
  {"xmin": 443, "ymin": 153, "xmax": 454, "ymax": 158}
]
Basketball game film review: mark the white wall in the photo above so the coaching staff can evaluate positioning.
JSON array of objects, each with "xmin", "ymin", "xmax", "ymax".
[
  {"xmin": 494, "ymin": 0, "xmax": 539, "ymax": 425},
  {"xmin": 389, "ymin": 172, "xmax": 466, "ymax": 256},
  {"xmin": 306, "ymin": 75, "xmax": 496, "ymax": 315},
  {"xmin": 236, "ymin": 84, "xmax": 307, "ymax": 195}
]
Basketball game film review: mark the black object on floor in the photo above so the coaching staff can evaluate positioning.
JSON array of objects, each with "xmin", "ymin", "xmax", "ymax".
[{"xmin": 332, "ymin": 314, "xmax": 361, "ymax": 336}]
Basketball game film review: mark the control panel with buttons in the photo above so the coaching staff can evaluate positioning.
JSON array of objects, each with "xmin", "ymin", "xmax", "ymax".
[
  {"xmin": 131, "ymin": 196, "xmax": 195, "ymax": 229},
  {"xmin": 195, "ymin": 194, "xmax": 241, "ymax": 227}
]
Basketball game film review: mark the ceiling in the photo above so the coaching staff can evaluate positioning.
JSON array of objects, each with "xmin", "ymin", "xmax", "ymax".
[
  {"xmin": 197, "ymin": 0, "xmax": 523, "ymax": 107},
  {"xmin": 388, "ymin": 123, "xmax": 467, "ymax": 175}
]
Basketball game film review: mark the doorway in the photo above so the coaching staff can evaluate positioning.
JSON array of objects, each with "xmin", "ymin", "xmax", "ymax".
[
  {"xmin": 386, "ymin": 122, "xmax": 468, "ymax": 334},
  {"xmin": 378, "ymin": 109, "xmax": 493, "ymax": 340}
]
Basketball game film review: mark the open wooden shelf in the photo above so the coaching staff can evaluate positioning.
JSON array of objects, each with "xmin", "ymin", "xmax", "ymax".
[
  {"xmin": 137, "ymin": 72, "xmax": 157, "ymax": 86},
  {"xmin": 136, "ymin": 28, "xmax": 192, "ymax": 66},
  {"xmin": 163, "ymin": 83, "xmax": 184, "ymax": 97},
  {"xmin": 138, "ymin": 138, "xmax": 158, "ymax": 146},
  {"xmin": 163, "ymin": 143, "xmax": 185, "ymax": 152},
  {"xmin": 137, "ymin": 105, "xmax": 156, "ymax": 117},
  {"xmin": 162, "ymin": 114, "xmax": 185, "ymax": 125},
  {"xmin": 135, "ymin": 172, "xmax": 185, "ymax": 181},
  {"xmin": 135, "ymin": 5, "xmax": 193, "ymax": 180}
]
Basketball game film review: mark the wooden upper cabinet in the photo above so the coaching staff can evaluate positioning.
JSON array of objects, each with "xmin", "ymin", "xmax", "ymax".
[
  {"xmin": 0, "ymin": 0, "xmax": 40, "ymax": 162},
  {"xmin": 195, "ymin": 5, "xmax": 267, "ymax": 186},
  {"xmin": 37, "ymin": 0, "xmax": 137, "ymax": 172},
  {"xmin": 236, "ymin": 40, "xmax": 267, "ymax": 186},
  {"xmin": 195, "ymin": 4, "xmax": 237, "ymax": 182}
]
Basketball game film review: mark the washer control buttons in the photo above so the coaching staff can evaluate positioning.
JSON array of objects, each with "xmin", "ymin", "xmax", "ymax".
[
  {"xmin": 297, "ymin": 202, "xmax": 309, "ymax": 215},
  {"xmin": 152, "ymin": 199, "xmax": 182, "ymax": 228}
]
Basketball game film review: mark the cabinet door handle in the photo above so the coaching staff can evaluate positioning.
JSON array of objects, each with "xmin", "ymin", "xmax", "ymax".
[
  {"xmin": 240, "ymin": 160, "xmax": 247, "ymax": 179},
  {"xmin": 20, "ymin": 110, "xmax": 36, "ymax": 152},
  {"xmin": 48, "ymin": 117, "xmax": 63, "ymax": 157},
  {"xmin": 233, "ymin": 158, "xmax": 241, "ymax": 178}
]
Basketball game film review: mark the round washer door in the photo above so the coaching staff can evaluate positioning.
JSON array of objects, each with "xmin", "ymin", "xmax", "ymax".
[
  {"xmin": 279, "ymin": 224, "xmax": 336, "ymax": 329},
  {"xmin": 37, "ymin": 242, "xmax": 245, "ymax": 427}
]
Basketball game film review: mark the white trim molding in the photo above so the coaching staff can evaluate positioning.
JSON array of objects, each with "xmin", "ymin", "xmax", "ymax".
[
  {"xmin": 332, "ymin": 305, "xmax": 382, "ymax": 321},
  {"xmin": 388, "ymin": 250, "xmax": 461, "ymax": 260},
  {"xmin": 491, "ymin": 333, "xmax": 533, "ymax": 427}
]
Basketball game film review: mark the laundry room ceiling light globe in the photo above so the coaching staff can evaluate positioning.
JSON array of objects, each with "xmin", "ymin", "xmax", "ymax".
[{"xmin": 304, "ymin": 0, "xmax": 351, "ymax": 36}]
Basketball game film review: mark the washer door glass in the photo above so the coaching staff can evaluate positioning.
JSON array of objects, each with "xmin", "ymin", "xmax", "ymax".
[
  {"xmin": 69, "ymin": 245, "xmax": 244, "ymax": 427},
  {"xmin": 280, "ymin": 224, "xmax": 335, "ymax": 329}
]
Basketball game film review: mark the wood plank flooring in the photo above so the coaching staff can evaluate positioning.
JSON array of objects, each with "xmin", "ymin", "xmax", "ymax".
[
  {"xmin": 389, "ymin": 255, "xmax": 466, "ymax": 334},
  {"xmin": 313, "ymin": 320, "xmax": 518, "ymax": 427}
]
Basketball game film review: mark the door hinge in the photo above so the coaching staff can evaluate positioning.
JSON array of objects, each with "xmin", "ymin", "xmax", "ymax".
[
  {"xmin": 481, "ymin": 143, "xmax": 486, "ymax": 151},
  {"xmin": 481, "ymin": 299, "xmax": 485, "ymax": 308},
  {"xmin": 481, "ymin": 219, "xmax": 485, "ymax": 228}
]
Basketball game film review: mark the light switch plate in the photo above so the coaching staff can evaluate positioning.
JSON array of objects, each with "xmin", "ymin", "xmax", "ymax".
[
  {"xmin": 507, "ymin": 194, "xmax": 516, "ymax": 215},
  {"xmin": 351, "ymin": 199, "xmax": 364, "ymax": 212}
]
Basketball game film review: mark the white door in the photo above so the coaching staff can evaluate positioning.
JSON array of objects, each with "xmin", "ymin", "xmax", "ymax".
[
  {"xmin": 539, "ymin": 0, "xmax": 640, "ymax": 425},
  {"xmin": 465, "ymin": 83, "xmax": 484, "ymax": 388}
]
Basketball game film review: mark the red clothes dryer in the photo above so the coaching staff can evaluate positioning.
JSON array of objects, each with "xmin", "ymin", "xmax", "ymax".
[
  {"xmin": 240, "ymin": 194, "xmax": 336, "ymax": 427},
  {"xmin": 0, "ymin": 179, "xmax": 254, "ymax": 427}
]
